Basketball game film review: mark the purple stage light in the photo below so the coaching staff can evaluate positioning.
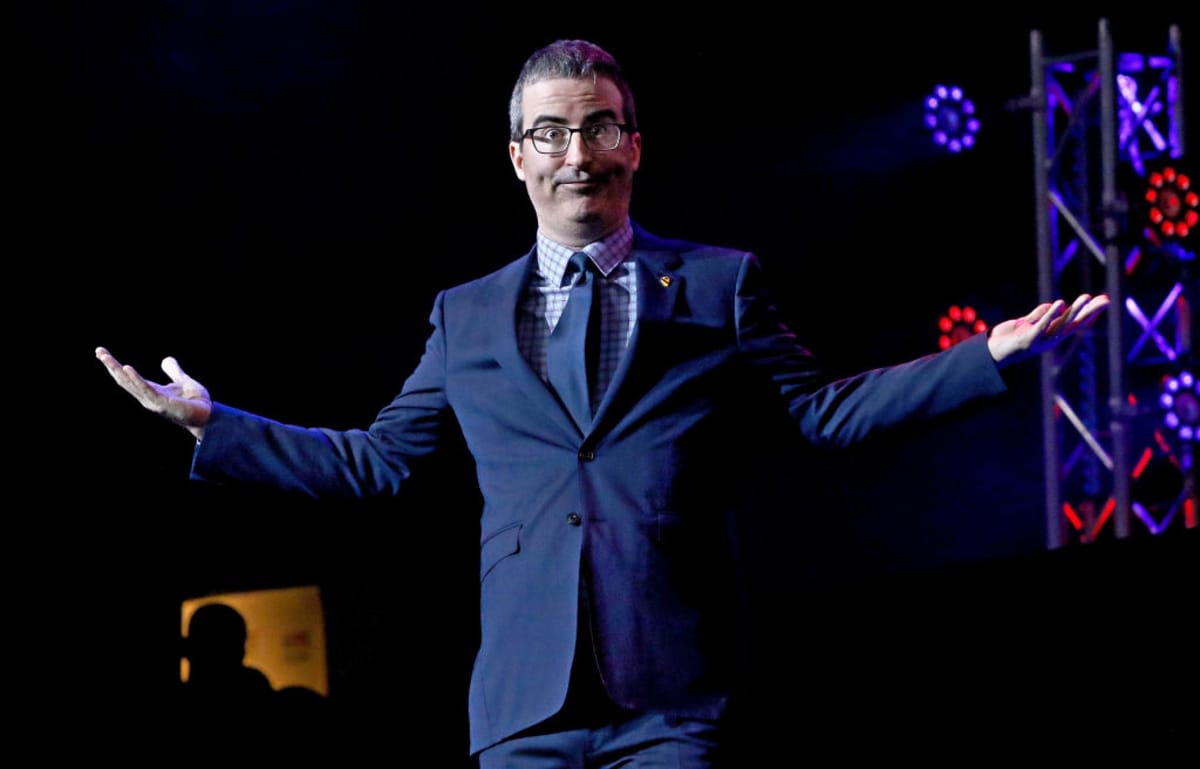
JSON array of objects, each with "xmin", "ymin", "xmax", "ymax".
[
  {"xmin": 1159, "ymin": 371, "xmax": 1198, "ymax": 443},
  {"xmin": 923, "ymin": 83, "xmax": 980, "ymax": 153}
]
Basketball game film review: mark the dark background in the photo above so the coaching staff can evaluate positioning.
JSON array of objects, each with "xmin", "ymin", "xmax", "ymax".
[{"xmin": 16, "ymin": 2, "xmax": 1196, "ymax": 762}]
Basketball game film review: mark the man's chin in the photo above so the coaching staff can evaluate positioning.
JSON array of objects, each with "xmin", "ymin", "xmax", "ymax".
[
  {"xmin": 561, "ymin": 199, "xmax": 611, "ymax": 222},
  {"xmin": 542, "ymin": 209, "xmax": 622, "ymax": 243}
]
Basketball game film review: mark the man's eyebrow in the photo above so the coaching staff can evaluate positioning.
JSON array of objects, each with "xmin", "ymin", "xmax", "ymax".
[{"xmin": 529, "ymin": 108, "xmax": 620, "ymax": 127}]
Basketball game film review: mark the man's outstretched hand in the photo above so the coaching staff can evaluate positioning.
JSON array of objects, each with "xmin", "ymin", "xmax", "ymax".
[
  {"xmin": 95, "ymin": 347, "xmax": 212, "ymax": 440},
  {"xmin": 987, "ymin": 293, "xmax": 1110, "ymax": 368}
]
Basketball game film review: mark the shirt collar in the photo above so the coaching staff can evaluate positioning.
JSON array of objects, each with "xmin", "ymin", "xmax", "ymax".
[{"xmin": 537, "ymin": 218, "xmax": 634, "ymax": 287}]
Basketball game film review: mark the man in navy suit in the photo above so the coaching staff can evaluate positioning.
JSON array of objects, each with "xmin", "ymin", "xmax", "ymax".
[{"xmin": 97, "ymin": 39, "xmax": 1107, "ymax": 768}]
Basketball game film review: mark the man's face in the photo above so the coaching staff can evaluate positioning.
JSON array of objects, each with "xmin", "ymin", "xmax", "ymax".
[{"xmin": 509, "ymin": 76, "xmax": 641, "ymax": 247}]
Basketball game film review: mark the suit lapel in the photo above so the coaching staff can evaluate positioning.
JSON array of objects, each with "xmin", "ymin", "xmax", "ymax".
[
  {"xmin": 487, "ymin": 227, "xmax": 686, "ymax": 439},
  {"xmin": 591, "ymin": 242, "xmax": 683, "ymax": 430},
  {"xmin": 487, "ymin": 249, "xmax": 583, "ymax": 438}
]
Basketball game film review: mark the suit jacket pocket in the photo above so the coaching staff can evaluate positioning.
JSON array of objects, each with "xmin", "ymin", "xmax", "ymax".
[{"xmin": 479, "ymin": 522, "xmax": 522, "ymax": 583}]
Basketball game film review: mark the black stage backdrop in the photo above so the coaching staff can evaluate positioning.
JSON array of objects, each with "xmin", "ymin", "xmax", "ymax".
[{"xmin": 16, "ymin": 3, "xmax": 1196, "ymax": 763}]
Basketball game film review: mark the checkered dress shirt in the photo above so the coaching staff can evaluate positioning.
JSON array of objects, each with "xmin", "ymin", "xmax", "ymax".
[{"xmin": 518, "ymin": 219, "xmax": 638, "ymax": 412}]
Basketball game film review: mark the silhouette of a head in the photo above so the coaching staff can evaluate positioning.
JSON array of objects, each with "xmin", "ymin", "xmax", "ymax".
[{"xmin": 185, "ymin": 602, "xmax": 248, "ymax": 669}]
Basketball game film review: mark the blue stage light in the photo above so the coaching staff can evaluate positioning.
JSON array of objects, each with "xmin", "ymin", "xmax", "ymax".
[{"xmin": 924, "ymin": 84, "xmax": 980, "ymax": 154}]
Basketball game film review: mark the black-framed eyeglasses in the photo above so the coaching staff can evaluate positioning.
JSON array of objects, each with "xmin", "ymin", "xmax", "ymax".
[{"xmin": 520, "ymin": 122, "xmax": 630, "ymax": 155}]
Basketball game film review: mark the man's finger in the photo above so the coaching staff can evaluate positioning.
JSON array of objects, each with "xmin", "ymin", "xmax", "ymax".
[
  {"xmin": 96, "ymin": 346, "xmax": 124, "ymax": 375},
  {"xmin": 1025, "ymin": 301, "xmax": 1055, "ymax": 322},
  {"xmin": 1056, "ymin": 295, "xmax": 1110, "ymax": 338},
  {"xmin": 1082, "ymin": 294, "xmax": 1110, "ymax": 318},
  {"xmin": 161, "ymin": 355, "xmax": 189, "ymax": 384},
  {"xmin": 105, "ymin": 361, "xmax": 168, "ymax": 412},
  {"xmin": 1066, "ymin": 295, "xmax": 1109, "ymax": 330},
  {"xmin": 1076, "ymin": 298, "xmax": 1109, "ymax": 328},
  {"xmin": 1033, "ymin": 299, "xmax": 1066, "ymax": 334}
]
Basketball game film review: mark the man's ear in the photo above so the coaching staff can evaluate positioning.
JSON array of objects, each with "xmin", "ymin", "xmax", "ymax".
[{"xmin": 509, "ymin": 141, "xmax": 526, "ymax": 181}]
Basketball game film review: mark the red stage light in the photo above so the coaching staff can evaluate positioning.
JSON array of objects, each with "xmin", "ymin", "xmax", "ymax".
[
  {"xmin": 938, "ymin": 305, "xmax": 987, "ymax": 350},
  {"xmin": 1145, "ymin": 165, "xmax": 1197, "ymax": 239}
]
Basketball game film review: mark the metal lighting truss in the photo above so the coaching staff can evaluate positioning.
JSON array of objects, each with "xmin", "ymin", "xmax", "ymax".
[{"xmin": 1029, "ymin": 19, "xmax": 1194, "ymax": 549}]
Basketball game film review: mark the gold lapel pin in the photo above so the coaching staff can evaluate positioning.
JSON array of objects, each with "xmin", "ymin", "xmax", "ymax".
[{"xmin": 659, "ymin": 275, "xmax": 672, "ymax": 288}]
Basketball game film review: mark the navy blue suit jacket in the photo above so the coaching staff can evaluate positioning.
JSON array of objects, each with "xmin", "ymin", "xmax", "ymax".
[{"xmin": 192, "ymin": 223, "xmax": 1008, "ymax": 753}]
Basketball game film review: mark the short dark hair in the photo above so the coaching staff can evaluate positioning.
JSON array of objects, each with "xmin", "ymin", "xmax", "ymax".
[{"xmin": 509, "ymin": 39, "xmax": 638, "ymax": 141}]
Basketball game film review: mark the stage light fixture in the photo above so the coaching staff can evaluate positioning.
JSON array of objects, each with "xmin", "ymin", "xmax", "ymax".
[
  {"xmin": 923, "ymin": 84, "xmax": 980, "ymax": 154},
  {"xmin": 1159, "ymin": 370, "xmax": 1198, "ymax": 442},
  {"xmin": 938, "ymin": 304, "xmax": 987, "ymax": 350},
  {"xmin": 1145, "ymin": 166, "xmax": 1198, "ymax": 240}
]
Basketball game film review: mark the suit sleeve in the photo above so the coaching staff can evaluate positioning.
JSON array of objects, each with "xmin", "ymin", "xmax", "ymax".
[
  {"xmin": 190, "ymin": 291, "xmax": 453, "ymax": 498},
  {"xmin": 733, "ymin": 252, "xmax": 1008, "ymax": 449}
]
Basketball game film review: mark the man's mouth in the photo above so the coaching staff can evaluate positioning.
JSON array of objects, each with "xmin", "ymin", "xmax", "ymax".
[{"xmin": 555, "ymin": 172, "xmax": 607, "ymax": 188}]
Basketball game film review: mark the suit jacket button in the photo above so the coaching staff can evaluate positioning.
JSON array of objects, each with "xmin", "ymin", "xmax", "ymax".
[
  {"xmin": 578, "ymin": 449, "xmax": 595, "ymax": 462},
  {"xmin": 566, "ymin": 512, "xmax": 582, "ymax": 526}
]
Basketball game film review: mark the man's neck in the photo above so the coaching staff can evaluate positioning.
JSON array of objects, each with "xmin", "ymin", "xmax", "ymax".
[{"xmin": 541, "ymin": 220, "xmax": 626, "ymax": 250}]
